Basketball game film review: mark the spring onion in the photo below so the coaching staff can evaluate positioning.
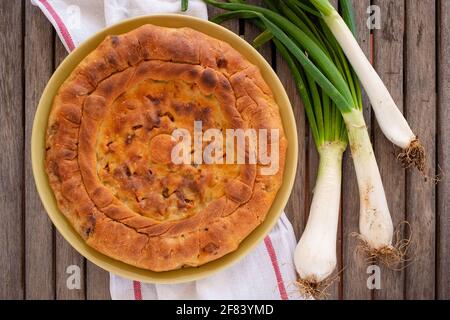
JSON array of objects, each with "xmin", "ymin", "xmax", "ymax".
[
  {"xmin": 277, "ymin": 41, "xmax": 347, "ymax": 296},
  {"xmin": 310, "ymin": 0, "xmax": 425, "ymax": 173},
  {"xmin": 205, "ymin": 0, "xmax": 406, "ymax": 275},
  {"xmin": 271, "ymin": 4, "xmax": 347, "ymax": 294},
  {"xmin": 181, "ymin": 0, "xmax": 189, "ymax": 12}
]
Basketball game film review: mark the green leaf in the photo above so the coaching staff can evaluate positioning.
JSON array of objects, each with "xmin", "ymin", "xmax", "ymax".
[
  {"xmin": 339, "ymin": 0, "xmax": 357, "ymax": 36},
  {"xmin": 255, "ymin": 12, "xmax": 354, "ymax": 112},
  {"xmin": 211, "ymin": 11, "xmax": 256, "ymax": 24},
  {"xmin": 253, "ymin": 30, "xmax": 274, "ymax": 48},
  {"xmin": 181, "ymin": 0, "xmax": 188, "ymax": 12},
  {"xmin": 204, "ymin": 1, "xmax": 355, "ymax": 110},
  {"xmin": 310, "ymin": 0, "xmax": 335, "ymax": 16}
]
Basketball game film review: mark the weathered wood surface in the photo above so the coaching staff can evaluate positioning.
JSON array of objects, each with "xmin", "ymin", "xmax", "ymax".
[
  {"xmin": 24, "ymin": 0, "xmax": 55, "ymax": 300},
  {"xmin": 0, "ymin": 0, "xmax": 447, "ymax": 300},
  {"xmin": 404, "ymin": 0, "xmax": 437, "ymax": 300},
  {"xmin": 437, "ymin": 0, "xmax": 450, "ymax": 301},
  {"xmin": 0, "ymin": 0, "xmax": 24, "ymax": 300},
  {"xmin": 372, "ymin": 0, "xmax": 406, "ymax": 300}
]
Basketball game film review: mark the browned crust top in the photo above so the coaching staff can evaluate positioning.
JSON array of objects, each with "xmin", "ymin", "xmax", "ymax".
[{"xmin": 45, "ymin": 24, "xmax": 287, "ymax": 271}]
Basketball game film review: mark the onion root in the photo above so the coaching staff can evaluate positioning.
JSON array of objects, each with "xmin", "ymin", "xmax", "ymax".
[
  {"xmin": 296, "ymin": 273, "xmax": 341, "ymax": 299},
  {"xmin": 397, "ymin": 139, "xmax": 426, "ymax": 174},
  {"xmin": 353, "ymin": 221, "xmax": 413, "ymax": 270}
]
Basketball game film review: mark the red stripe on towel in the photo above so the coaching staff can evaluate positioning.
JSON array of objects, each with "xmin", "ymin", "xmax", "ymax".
[
  {"xmin": 39, "ymin": 0, "xmax": 76, "ymax": 51},
  {"xmin": 133, "ymin": 281, "xmax": 143, "ymax": 300},
  {"xmin": 264, "ymin": 236, "xmax": 289, "ymax": 300}
]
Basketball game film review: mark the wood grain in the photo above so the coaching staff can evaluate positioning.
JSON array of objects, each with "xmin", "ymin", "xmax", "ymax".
[
  {"xmin": 244, "ymin": 0, "xmax": 271, "ymax": 60},
  {"xmin": 372, "ymin": 0, "xmax": 406, "ymax": 300},
  {"xmin": 24, "ymin": 1, "xmax": 56, "ymax": 300},
  {"xmin": 86, "ymin": 263, "xmax": 110, "ymax": 300},
  {"xmin": 207, "ymin": 1, "xmax": 240, "ymax": 36},
  {"xmin": 0, "ymin": 0, "xmax": 24, "ymax": 300},
  {"xmin": 437, "ymin": 0, "xmax": 450, "ymax": 300},
  {"xmin": 404, "ymin": 0, "xmax": 436, "ymax": 300},
  {"xmin": 53, "ymin": 39, "xmax": 87, "ymax": 300},
  {"xmin": 341, "ymin": 0, "xmax": 373, "ymax": 300},
  {"xmin": 281, "ymin": 55, "xmax": 307, "ymax": 242},
  {"xmin": 277, "ymin": 3, "xmax": 308, "ymax": 240}
]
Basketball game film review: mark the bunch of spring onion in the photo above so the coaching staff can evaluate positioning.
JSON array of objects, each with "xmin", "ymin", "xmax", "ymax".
[
  {"xmin": 309, "ymin": 0, "xmax": 425, "ymax": 173},
  {"xmin": 205, "ymin": 0, "xmax": 409, "ymax": 293}
]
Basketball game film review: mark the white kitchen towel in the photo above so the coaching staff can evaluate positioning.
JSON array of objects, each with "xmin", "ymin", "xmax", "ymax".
[
  {"xmin": 33, "ymin": 0, "xmax": 302, "ymax": 300},
  {"xmin": 32, "ymin": 0, "xmax": 208, "ymax": 52}
]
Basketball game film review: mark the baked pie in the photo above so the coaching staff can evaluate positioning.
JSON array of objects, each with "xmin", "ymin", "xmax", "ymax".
[{"xmin": 45, "ymin": 24, "xmax": 287, "ymax": 271}]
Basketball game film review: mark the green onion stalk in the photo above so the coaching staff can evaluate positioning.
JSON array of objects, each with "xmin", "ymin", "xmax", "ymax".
[
  {"xmin": 275, "ymin": 37, "xmax": 347, "ymax": 297},
  {"xmin": 205, "ymin": 0, "xmax": 407, "ymax": 278},
  {"xmin": 181, "ymin": 0, "xmax": 189, "ymax": 12},
  {"xmin": 309, "ymin": 0, "xmax": 425, "ymax": 173}
]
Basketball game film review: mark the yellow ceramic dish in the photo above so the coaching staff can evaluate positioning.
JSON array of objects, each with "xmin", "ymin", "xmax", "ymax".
[{"xmin": 32, "ymin": 14, "xmax": 298, "ymax": 283}]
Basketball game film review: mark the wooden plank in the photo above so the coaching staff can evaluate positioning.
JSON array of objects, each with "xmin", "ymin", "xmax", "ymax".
[
  {"xmin": 207, "ymin": 1, "xmax": 241, "ymax": 36},
  {"xmin": 53, "ymin": 38, "xmax": 87, "ymax": 300},
  {"xmin": 244, "ymin": 0, "xmax": 272, "ymax": 59},
  {"xmin": 372, "ymin": 0, "xmax": 406, "ymax": 300},
  {"xmin": 24, "ymin": 1, "xmax": 56, "ymax": 300},
  {"xmin": 437, "ymin": 0, "xmax": 450, "ymax": 300},
  {"xmin": 282, "ymin": 65, "xmax": 307, "ymax": 241},
  {"xmin": 56, "ymin": 231, "xmax": 86, "ymax": 299},
  {"xmin": 86, "ymin": 263, "xmax": 110, "ymax": 300},
  {"xmin": 0, "ymin": 0, "xmax": 24, "ymax": 300},
  {"xmin": 341, "ymin": 0, "xmax": 372, "ymax": 300},
  {"xmin": 404, "ymin": 0, "xmax": 436, "ymax": 300}
]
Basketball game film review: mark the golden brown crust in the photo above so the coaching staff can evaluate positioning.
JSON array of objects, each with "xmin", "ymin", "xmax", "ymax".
[{"xmin": 45, "ymin": 24, "xmax": 287, "ymax": 271}]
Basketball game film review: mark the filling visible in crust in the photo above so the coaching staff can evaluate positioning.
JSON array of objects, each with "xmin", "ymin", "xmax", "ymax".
[{"xmin": 97, "ymin": 79, "xmax": 240, "ymax": 221}]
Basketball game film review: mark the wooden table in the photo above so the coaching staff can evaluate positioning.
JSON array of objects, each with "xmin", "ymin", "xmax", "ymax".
[{"xmin": 1, "ymin": 0, "xmax": 449, "ymax": 300}]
